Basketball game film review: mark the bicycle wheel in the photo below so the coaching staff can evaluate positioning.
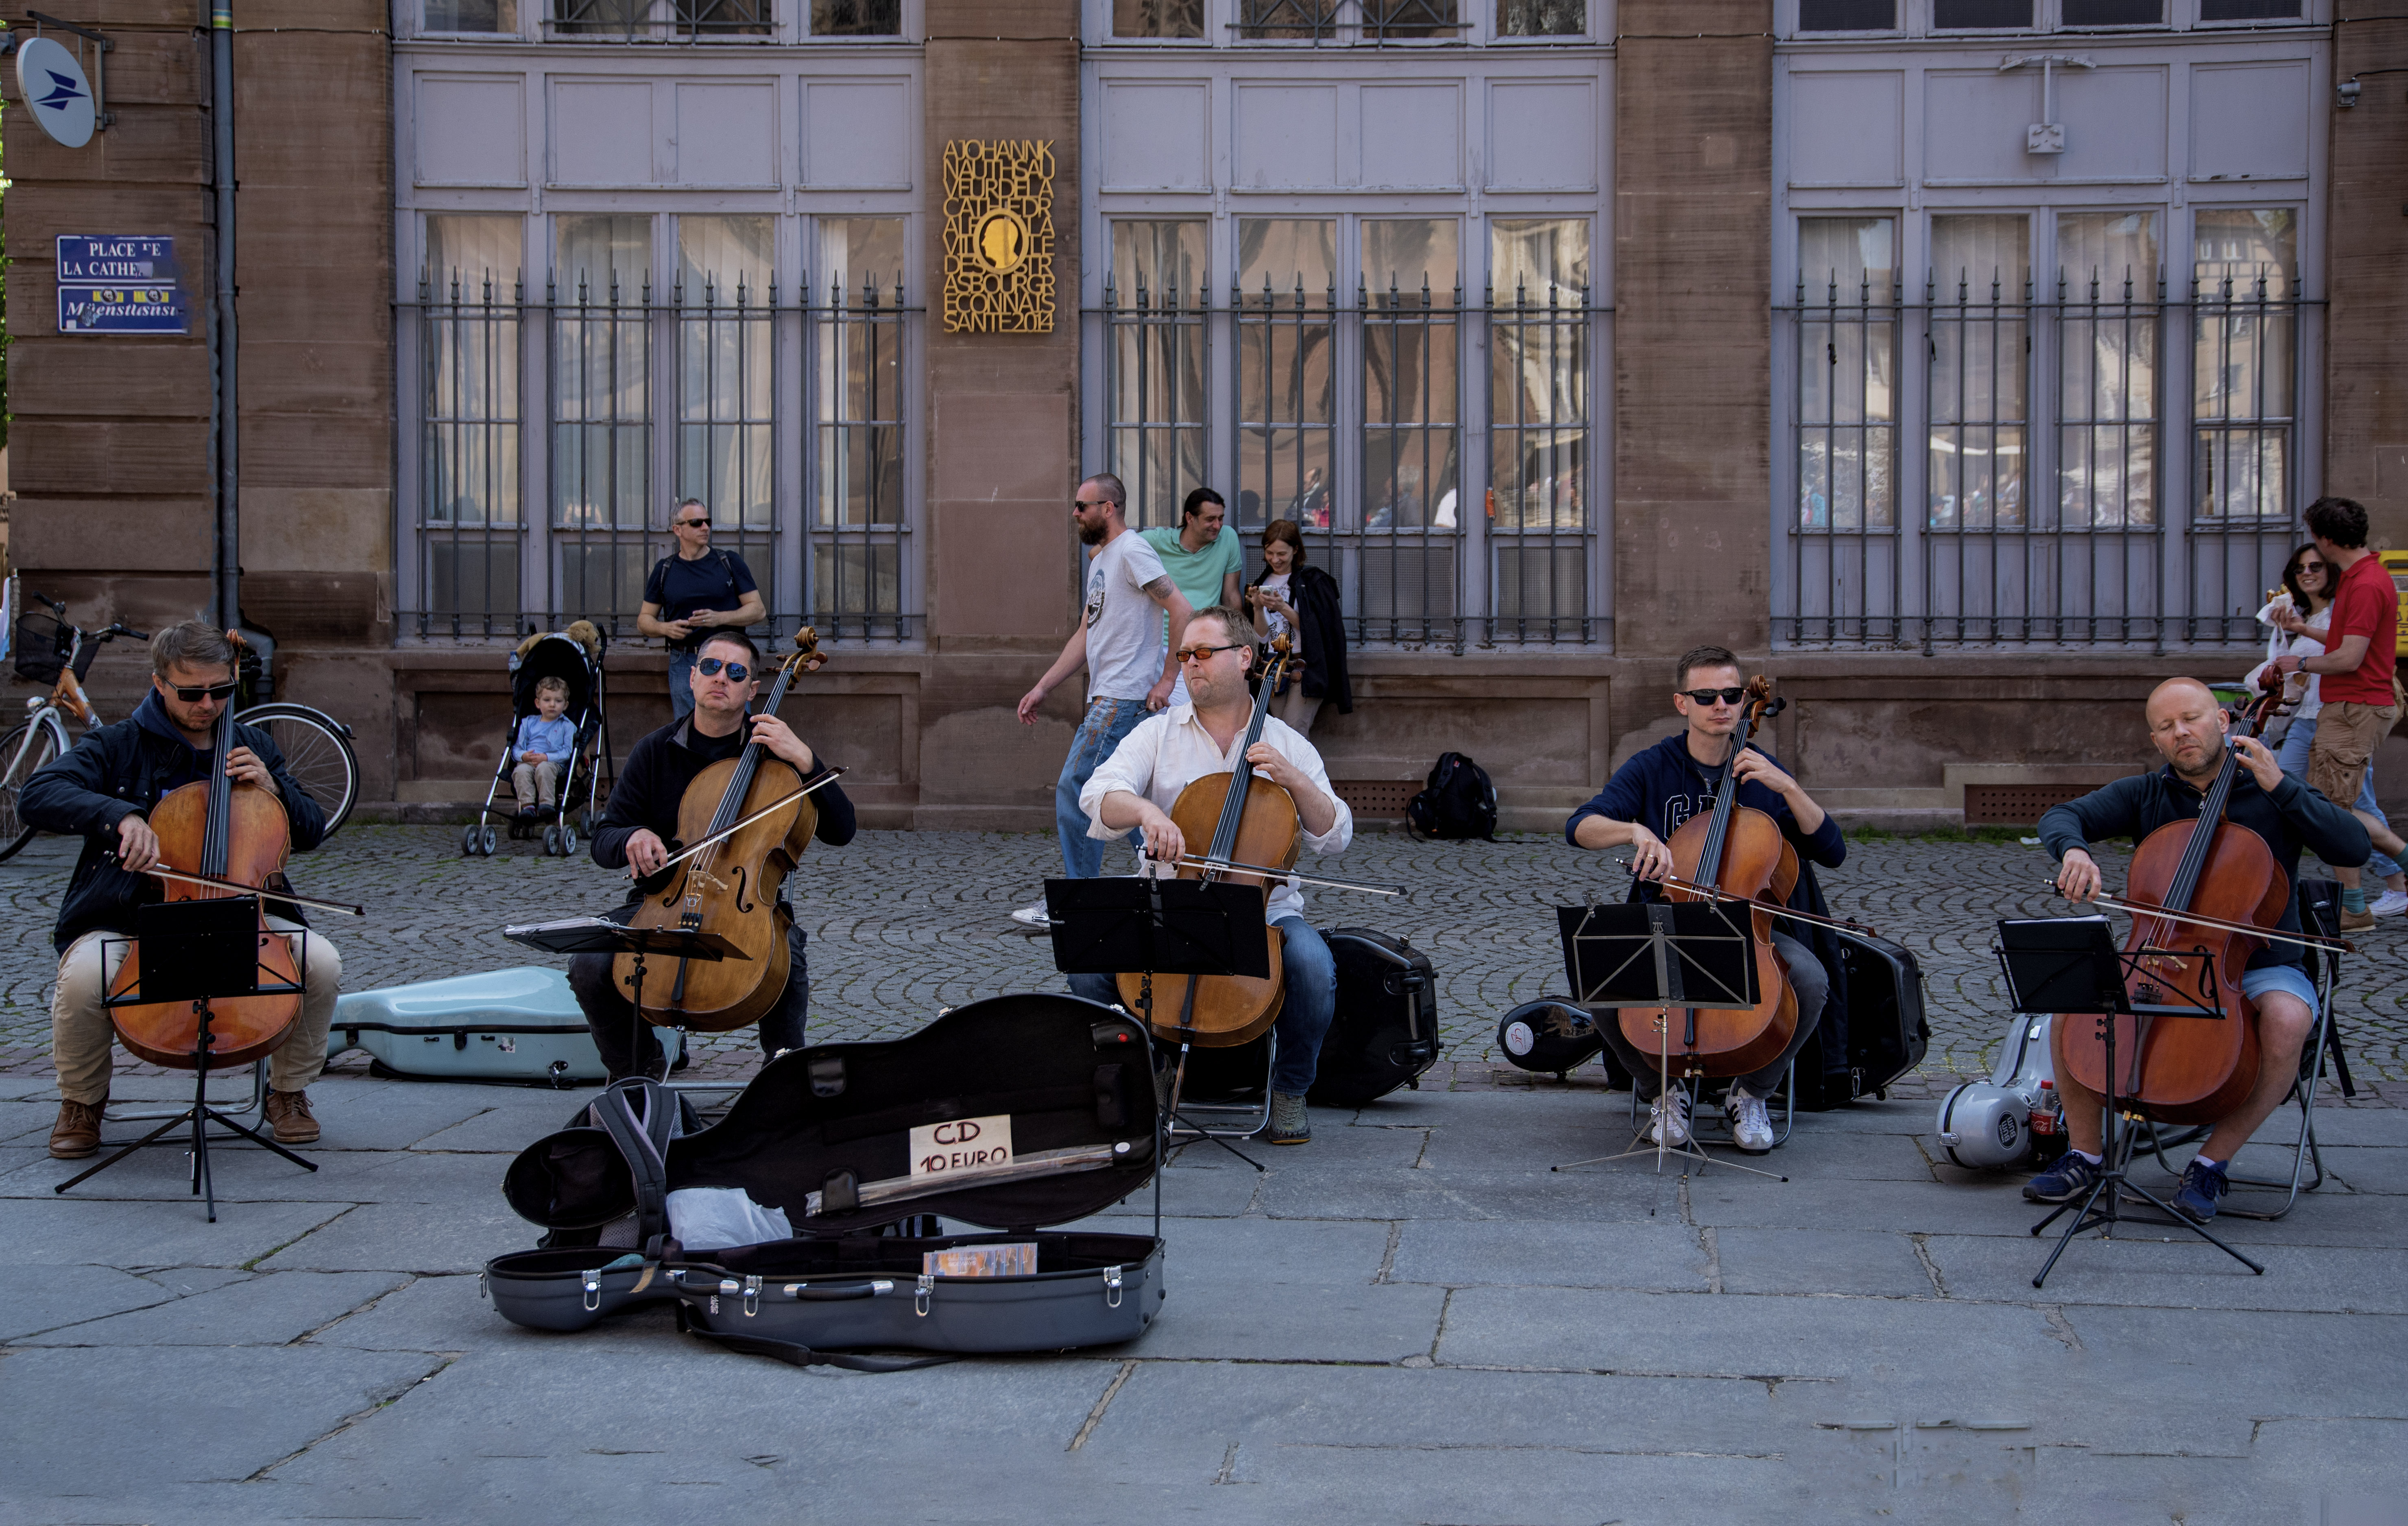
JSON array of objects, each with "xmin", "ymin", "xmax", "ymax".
[
  {"xmin": 237, "ymin": 704, "xmax": 361, "ymax": 839},
  {"xmin": 0, "ymin": 718, "xmax": 63, "ymax": 863}
]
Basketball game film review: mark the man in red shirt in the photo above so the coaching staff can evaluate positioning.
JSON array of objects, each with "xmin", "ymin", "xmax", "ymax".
[{"xmin": 2277, "ymin": 495, "xmax": 2401, "ymax": 930}]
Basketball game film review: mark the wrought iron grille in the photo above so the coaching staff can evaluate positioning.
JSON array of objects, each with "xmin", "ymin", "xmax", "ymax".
[
  {"xmin": 1487, "ymin": 277, "xmax": 1591, "ymax": 645},
  {"xmin": 420, "ymin": 266, "xmax": 523, "ymax": 639},
  {"xmin": 1237, "ymin": 0, "xmax": 1339, "ymax": 37},
  {"xmin": 1362, "ymin": 0, "xmax": 1461, "ymax": 39},
  {"xmin": 1234, "ymin": 0, "xmax": 1464, "ymax": 39},
  {"xmin": 1780, "ymin": 273, "xmax": 2314, "ymax": 652},
  {"xmin": 1103, "ymin": 270, "xmax": 1209, "ymax": 531},
  {"xmin": 405, "ymin": 281, "xmax": 920, "ymax": 643},
  {"xmin": 812, "ymin": 276, "xmax": 910, "ymax": 642},
  {"xmin": 1357, "ymin": 275, "xmax": 1461, "ymax": 645},
  {"xmin": 548, "ymin": 0, "xmax": 769, "ymax": 38}
]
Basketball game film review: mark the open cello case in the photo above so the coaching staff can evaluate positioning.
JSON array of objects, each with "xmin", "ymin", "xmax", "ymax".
[{"xmin": 484, "ymin": 992, "xmax": 1167, "ymax": 1367}]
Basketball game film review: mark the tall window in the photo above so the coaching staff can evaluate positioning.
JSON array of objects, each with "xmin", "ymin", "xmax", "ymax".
[
  {"xmin": 1496, "ymin": 0, "xmax": 1583, "ymax": 34},
  {"xmin": 423, "ymin": 216, "xmax": 524, "ymax": 631},
  {"xmin": 2192, "ymin": 209, "xmax": 2295, "ymax": 523},
  {"xmin": 1932, "ymin": 0, "xmax": 2030, "ymax": 26},
  {"xmin": 1359, "ymin": 220, "xmax": 1461, "ymax": 641},
  {"xmin": 1114, "ymin": 0, "xmax": 1204, "ymax": 36},
  {"xmin": 811, "ymin": 0, "xmax": 899, "ymax": 33},
  {"xmin": 1792, "ymin": 217, "xmax": 1898, "ymax": 642},
  {"xmin": 425, "ymin": 0, "xmax": 516, "ymax": 30},
  {"xmin": 552, "ymin": 215, "xmax": 654, "ymax": 626},
  {"xmin": 2055, "ymin": 211, "xmax": 2158, "ymax": 532},
  {"xmin": 1796, "ymin": 0, "xmax": 1893, "ymax": 27},
  {"xmin": 676, "ymin": 216, "xmax": 776, "ymax": 600},
  {"xmin": 1488, "ymin": 219, "xmax": 1589, "ymax": 641},
  {"xmin": 814, "ymin": 218, "xmax": 910, "ymax": 639},
  {"xmin": 1927, "ymin": 215, "xmax": 2028, "ymax": 532},
  {"xmin": 1107, "ymin": 222, "xmax": 1209, "ymax": 529},
  {"xmin": 1236, "ymin": 219, "xmax": 1337, "ymax": 534}
]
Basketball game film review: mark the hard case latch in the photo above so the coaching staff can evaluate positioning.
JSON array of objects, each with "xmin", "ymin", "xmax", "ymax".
[
  {"xmin": 914, "ymin": 1273, "xmax": 934, "ymax": 1317},
  {"xmin": 1103, "ymin": 1264, "xmax": 1124, "ymax": 1309},
  {"xmin": 581, "ymin": 1268, "xmax": 603, "ymax": 1311}
]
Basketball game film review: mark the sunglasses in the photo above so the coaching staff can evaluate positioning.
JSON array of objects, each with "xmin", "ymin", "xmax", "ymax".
[
  {"xmin": 694, "ymin": 658, "xmax": 751, "ymax": 682},
  {"xmin": 675, "ymin": 518, "xmax": 711, "ymax": 529},
  {"xmin": 1176, "ymin": 642, "xmax": 1247, "ymax": 665},
  {"xmin": 168, "ymin": 680, "xmax": 240, "ymax": 703},
  {"xmin": 1072, "ymin": 498, "xmax": 1112, "ymax": 510},
  {"xmin": 1679, "ymin": 687, "xmax": 1749, "ymax": 706}
]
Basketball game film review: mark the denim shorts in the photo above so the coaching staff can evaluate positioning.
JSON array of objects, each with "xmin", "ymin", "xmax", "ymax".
[{"xmin": 2239, "ymin": 962, "xmax": 2317, "ymax": 1012}]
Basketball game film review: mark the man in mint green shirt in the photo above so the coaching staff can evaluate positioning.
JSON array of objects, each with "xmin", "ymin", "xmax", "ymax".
[{"xmin": 1143, "ymin": 487, "xmax": 1244, "ymax": 632}]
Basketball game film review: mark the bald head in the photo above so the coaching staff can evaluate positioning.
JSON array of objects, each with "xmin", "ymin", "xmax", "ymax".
[{"xmin": 2145, "ymin": 677, "xmax": 2230, "ymax": 782}]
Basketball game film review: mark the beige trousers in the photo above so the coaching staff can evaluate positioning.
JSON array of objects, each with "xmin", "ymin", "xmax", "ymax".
[
  {"xmin": 513, "ymin": 759, "xmax": 561, "ymax": 807},
  {"xmin": 2308, "ymin": 701, "xmax": 2399, "ymax": 809},
  {"xmin": 49, "ymin": 919, "xmax": 343, "ymax": 1105}
]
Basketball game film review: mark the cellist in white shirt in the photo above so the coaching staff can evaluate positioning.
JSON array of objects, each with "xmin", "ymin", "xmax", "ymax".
[{"xmin": 1070, "ymin": 604, "xmax": 1354, "ymax": 1145}]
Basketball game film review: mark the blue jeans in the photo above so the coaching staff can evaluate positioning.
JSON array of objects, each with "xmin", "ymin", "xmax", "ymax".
[
  {"xmin": 668, "ymin": 648, "xmax": 698, "ymax": 721},
  {"xmin": 1069, "ymin": 916, "xmax": 1337, "ymax": 1096},
  {"xmin": 2277, "ymin": 720, "xmax": 2399, "ymax": 881},
  {"xmin": 1055, "ymin": 696, "xmax": 1149, "ymax": 879}
]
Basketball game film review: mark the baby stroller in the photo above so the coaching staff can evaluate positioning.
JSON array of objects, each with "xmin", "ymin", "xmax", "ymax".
[{"xmin": 462, "ymin": 621, "xmax": 613, "ymax": 859}]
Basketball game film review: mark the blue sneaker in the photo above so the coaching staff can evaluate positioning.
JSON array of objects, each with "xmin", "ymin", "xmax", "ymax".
[
  {"xmin": 2023, "ymin": 1151, "xmax": 2103, "ymax": 1204},
  {"xmin": 2173, "ymin": 1158, "xmax": 2230, "ymax": 1222}
]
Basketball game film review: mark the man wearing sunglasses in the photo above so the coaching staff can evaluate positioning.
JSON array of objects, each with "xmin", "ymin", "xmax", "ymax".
[
  {"xmin": 1564, "ymin": 644, "xmax": 1847, "ymax": 1154},
  {"xmin": 1070, "ymin": 606, "xmax": 1352, "ymax": 1145},
  {"xmin": 569, "ymin": 630, "xmax": 855, "ymax": 1081},
  {"xmin": 23, "ymin": 622, "xmax": 342, "ymax": 1160},
  {"xmin": 637, "ymin": 498, "xmax": 767, "ymax": 721}
]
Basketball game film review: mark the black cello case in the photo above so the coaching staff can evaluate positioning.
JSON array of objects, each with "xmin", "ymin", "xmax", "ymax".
[
  {"xmin": 484, "ymin": 992, "xmax": 1167, "ymax": 1365},
  {"xmin": 1307, "ymin": 927, "xmax": 1440, "ymax": 1106},
  {"xmin": 1793, "ymin": 927, "xmax": 1930, "ymax": 1109}
]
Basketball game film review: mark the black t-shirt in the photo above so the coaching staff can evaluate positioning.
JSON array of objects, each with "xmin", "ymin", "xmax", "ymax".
[{"xmin": 643, "ymin": 550, "xmax": 758, "ymax": 648}]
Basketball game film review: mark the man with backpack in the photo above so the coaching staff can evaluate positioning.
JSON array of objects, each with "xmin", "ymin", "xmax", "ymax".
[
  {"xmin": 638, "ymin": 498, "xmax": 767, "ymax": 720},
  {"xmin": 1564, "ymin": 645, "xmax": 1846, "ymax": 1154}
]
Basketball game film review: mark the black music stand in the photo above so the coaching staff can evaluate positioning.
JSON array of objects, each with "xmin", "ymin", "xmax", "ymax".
[
  {"xmin": 1996, "ymin": 916, "xmax": 2265, "ymax": 1288},
  {"xmin": 59, "ymin": 898, "xmax": 318, "ymax": 1222},
  {"xmin": 1045, "ymin": 875, "xmax": 1274, "ymax": 1171},
  {"xmin": 1548, "ymin": 899, "xmax": 1787, "ymax": 1182},
  {"xmin": 502, "ymin": 915, "xmax": 747, "ymax": 1087}
]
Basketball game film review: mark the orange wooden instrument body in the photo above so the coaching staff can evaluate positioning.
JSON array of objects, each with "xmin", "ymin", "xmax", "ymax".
[
  {"xmin": 1619, "ymin": 677, "xmax": 1803, "ymax": 1080},
  {"xmin": 611, "ymin": 634, "xmax": 826, "ymax": 1034},
  {"xmin": 2052, "ymin": 762, "xmax": 2273, "ymax": 1126},
  {"xmin": 107, "ymin": 652, "xmax": 303, "ymax": 1072},
  {"xmin": 1115, "ymin": 641, "xmax": 1300, "ymax": 1048}
]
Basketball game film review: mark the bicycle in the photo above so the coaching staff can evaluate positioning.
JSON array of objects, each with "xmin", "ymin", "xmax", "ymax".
[{"xmin": 0, "ymin": 589, "xmax": 363, "ymax": 862}]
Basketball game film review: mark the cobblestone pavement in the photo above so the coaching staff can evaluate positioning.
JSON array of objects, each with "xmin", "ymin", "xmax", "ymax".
[{"xmin": 4, "ymin": 825, "xmax": 2402, "ymax": 1092}]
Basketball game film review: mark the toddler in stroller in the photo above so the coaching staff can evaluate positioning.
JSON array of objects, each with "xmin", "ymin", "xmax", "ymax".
[{"xmin": 462, "ymin": 620, "xmax": 613, "ymax": 858}]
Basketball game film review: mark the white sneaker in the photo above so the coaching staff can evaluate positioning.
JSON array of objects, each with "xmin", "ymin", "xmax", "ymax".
[
  {"xmin": 1010, "ymin": 902, "xmax": 1053, "ymax": 928},
  {"xmin": 1647, "ymin": 1091, "xmax": 1691, "ymax": 1147},
  {"xmin": 2370, "ymin": 890, "xmax": 2408, "ymax": 918},
  {"xmin": 1726, "ymin": 1089, "xmax": 1776, "ymax": 1154}
]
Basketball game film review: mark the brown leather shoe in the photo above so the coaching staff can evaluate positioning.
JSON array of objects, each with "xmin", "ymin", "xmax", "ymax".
[
  {"xmin": 2340, "ymin": 907, "xmax": 2377, "ymax": 933},
  {"xmin": 264, "ymin": 1089, "xmax": 320, "ymax": 1144},
  {"xmin": 49, "ymin": 1099, "xmax": 104, "ymax": 1160}
]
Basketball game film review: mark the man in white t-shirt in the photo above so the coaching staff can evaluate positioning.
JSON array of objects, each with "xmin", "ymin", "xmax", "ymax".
[{"xmin": 1012, "ymin": 473, "xmax": 1195, "ymax": 924}]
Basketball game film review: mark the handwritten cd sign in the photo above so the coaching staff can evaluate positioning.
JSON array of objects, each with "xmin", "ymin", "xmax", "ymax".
[
  {"xmin": 907, "ymin": 1113, "xmax": 1013, "ymax": 1182},
  {"xmin": 57, "ymin": 236, "xmax": 189, "ymax": 335}
]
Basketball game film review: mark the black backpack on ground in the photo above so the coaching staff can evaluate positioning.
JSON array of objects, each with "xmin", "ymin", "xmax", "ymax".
[{"xmin": 1406, "ymin": 752, "xmax": 1497, "ymax": 841}]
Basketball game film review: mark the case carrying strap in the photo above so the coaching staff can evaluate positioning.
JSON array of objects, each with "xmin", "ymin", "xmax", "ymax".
[
  {"xmin": 674, "ymin": 1304, "xmax": 958, "ymax": 1373},
  {"xmin": 591, "ymin": 1077, "xmax": 680, "ymax": 1257}
]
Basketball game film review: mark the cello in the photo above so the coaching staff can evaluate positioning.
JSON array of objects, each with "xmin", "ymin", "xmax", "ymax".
[
  {"xmin": 1620, "ymin": 675, "xmax": 1802, "ymax": 1080},
  {"xmin": 1113, "ymin": 638, "xmax": 1302, "ymax": 1048},
  {"xmin": 2052, "ymin": 741, "xmax": 2271, "ymax": 1126},
  {"xmin": 611, "ymin": 630, "xmax": 831, "ymax": 1033},
  {"xmin": 106, "ymin": 633, "xmax": 305, "ymax": 1071}
]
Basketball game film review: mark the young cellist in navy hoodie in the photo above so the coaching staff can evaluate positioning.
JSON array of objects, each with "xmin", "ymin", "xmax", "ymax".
[{"xmin": 1565, "ymin": 645, "xmax": 1846, "ymax": 1153}]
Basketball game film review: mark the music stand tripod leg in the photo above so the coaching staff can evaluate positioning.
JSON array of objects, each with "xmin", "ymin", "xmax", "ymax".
[{"xmin": 2030, "ymin": 1002, "xmax": 2263, "ymax": 1288}]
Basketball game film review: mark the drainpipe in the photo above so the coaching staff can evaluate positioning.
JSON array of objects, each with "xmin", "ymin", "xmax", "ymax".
[{"xmin": 210, "ymin": 0, "xmax": 237, "ymax": 628}]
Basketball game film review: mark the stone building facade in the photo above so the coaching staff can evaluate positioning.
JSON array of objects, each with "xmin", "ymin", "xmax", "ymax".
[{"xmin": 6, "ymin": 0, "xmax": 2402, "ymax": 831}]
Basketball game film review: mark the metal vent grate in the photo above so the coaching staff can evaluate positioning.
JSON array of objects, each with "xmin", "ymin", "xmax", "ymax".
[
  {"xmin": 1963, "ymin": 783, "xmax": 2091, "ymax": 825},
  {"xmin": 1333, "ymin": 779, "xmax": 1418, "ymax": 818}
]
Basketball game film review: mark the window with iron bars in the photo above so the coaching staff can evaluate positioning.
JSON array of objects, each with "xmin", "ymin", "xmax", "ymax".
[
  {"xmin": 548, "ymin": 0, "xmax": 768, "ymax": 38},
  {"xmin": 1779, "ymin": 208, "xmax": 2310, "ymax": 653},
  {"xmin": 1099, "ymin": 216, "xmax": 1598, "ymax": 649},
  {"xmin": 1235, "ymin": 0, "xmax": 1465, "ymax": 41},
  {"xmin": 410, "ymin": 214, "xmax": 918, "ymax": 643}
]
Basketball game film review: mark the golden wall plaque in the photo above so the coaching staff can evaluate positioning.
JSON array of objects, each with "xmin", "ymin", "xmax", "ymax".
[{"xmin": 942, "ymin": 139, "xmax": 1056, "ymax": 334}]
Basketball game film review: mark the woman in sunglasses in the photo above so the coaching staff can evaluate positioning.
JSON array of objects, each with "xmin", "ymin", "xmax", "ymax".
[
  {"xmin": 567, "ymin": 630, "xmax": 855, "ymax": 1081},
  {"xmin": 1563, "ymin": 644, "xmax": 1848, "ymax": 1155},
  {"xmin": 24, "ymin": 622, "xmax": 342, "ymax": 1161}
]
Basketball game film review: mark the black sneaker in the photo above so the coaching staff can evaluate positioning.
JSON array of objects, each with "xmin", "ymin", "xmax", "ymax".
[
  {"xmin": 2172, "ymin": 1157, "xmax": 2230, "ymax": 1222},
  {"xmin": 2022, "ymin": 1150, "xmax": 2104, "ymax": 1204}
]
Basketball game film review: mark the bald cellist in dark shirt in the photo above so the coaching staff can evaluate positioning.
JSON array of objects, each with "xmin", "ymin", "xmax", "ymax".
[{"xmin": 2025, "ymin": 678, "xmax": 2368, "ymax": 1223}]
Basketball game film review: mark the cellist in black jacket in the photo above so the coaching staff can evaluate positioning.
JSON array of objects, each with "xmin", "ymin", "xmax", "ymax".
[{"xmin": 571, "ymin": 630, "xmax": 855, "ymax": 1081}]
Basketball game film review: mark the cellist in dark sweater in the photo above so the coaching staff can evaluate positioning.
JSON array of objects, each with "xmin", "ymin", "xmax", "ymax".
[
  {"xmin": 571, "ymin": 630, "xmax": 854, "ymax": 1081},
  {"xmin": 1564, "ymin": 645, "xmax": 1846, "ymax": 1154}
]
